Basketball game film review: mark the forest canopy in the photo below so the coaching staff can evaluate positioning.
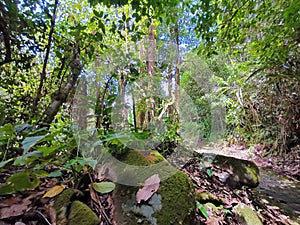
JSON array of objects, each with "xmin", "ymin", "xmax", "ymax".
[{"xmin": 0, "ymin": 0, "xmax": 299, "ymax": 170}]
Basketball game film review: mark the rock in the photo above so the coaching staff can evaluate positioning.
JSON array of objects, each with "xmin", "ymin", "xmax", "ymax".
[
  {"xmin": 202, "ymin": 153, "xmax": 260, "ymax": 189},
  {"xmin": 233, "ymin": 203, "xmax": 263, "ymax": 225},
  {"xmin": 68, "ymin": 201, "xmax": 99, "ymax": 225},
  {"xmin": 54, "ymin": 188, "xmax": 76, "ymax": 225},
  {"xmin": 195, "ymin": 191, "xmax": 222, "ymax": 205},
  {"xmin": 111, "ymin": 150, "xmax": 196, "ymax": 225},
  {"xmin": 54, "ymin": 188, "xmax": 98, "ymax": 225}
]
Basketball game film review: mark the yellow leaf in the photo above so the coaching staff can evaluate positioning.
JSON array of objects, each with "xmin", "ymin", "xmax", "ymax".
[{"xmin": 43, "ymin": 185, "xmax": 64, "ymax": 198}]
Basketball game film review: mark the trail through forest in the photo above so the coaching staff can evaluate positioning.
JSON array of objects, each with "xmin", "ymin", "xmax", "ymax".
[{"xmin": 195, "ymin": 143, "xmax": 300, "ymax": 224}]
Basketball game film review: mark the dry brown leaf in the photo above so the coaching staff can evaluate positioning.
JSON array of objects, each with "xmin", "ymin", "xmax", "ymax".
[
  {"xmin": 136, "ymin": 174, "xmax": 160, "ymax": 204},
  {"xmin": 43, "ymin": 185, "xmax": 64, "ymax": 198},
  {"xmin": 0, "ymin": 198, "xmax": 31, "ymax": 219},
  {"xmin": 205, "ymin": 216, "xmax": 219, "ymax": 225},
  {"xmin": 45, "ymin": 203, "xmax": 57, "ymax": 225},
  {"xmin": 0, "ymin": 196, "xmax": 21, "ymax": 207}
]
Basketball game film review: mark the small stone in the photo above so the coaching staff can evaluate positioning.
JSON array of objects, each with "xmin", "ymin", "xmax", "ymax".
[
  {"xmin": 196, "ymin": 191, "xmax": 221, "ymax": 204},
  {"xmin": 234, "ymin": 203, "xmax": 263, "ymax": 225}
]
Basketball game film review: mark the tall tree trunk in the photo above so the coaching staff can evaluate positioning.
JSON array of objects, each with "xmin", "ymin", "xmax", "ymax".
[
  {"xmin": 135, "ymin": 24, "xmax": 156, "ymax": 131},
  {"xmin": 147, "ymin": 24, "xmax": 156, "ymax": 122},
  {"xmin": 116, "ymin": 72, "xmax": 127, "ymax": 130},
  {"xmin": 95, "ymin": 75, "xmax": 114, "ymax": 130},
  {"xmin": 167, "ymin": 25, "xmax": 174, "ymax": 118},
  {"xmin": 132, "ymin": 93, "xmax": 137, "ymax": 131},
  {"xmin": 147, "ymin": 24, "xmax": 155, "ymax": 77},
  {"xmin": 77, "ymin": 76, "xmax": 88, "ymax": 130},
  {"xmin": 40, "ymin": 44, "xmax": 82, "ymax": 125},
  {"xmin": 174, "ymin": 21, "xmax": 180, "ymax": 132},
  {"xmin": 32, "ymin": 0, "xmax": 59, "ymax": 114}
]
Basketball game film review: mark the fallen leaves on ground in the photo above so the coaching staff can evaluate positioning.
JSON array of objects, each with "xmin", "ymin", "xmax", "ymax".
[
  {"xmin": 136, "ymin": 174, "xmax": 160, "ymax": 204},
  {"xmin": 43, "ymin": 185, "xmax": 64, "ymax": 198}
]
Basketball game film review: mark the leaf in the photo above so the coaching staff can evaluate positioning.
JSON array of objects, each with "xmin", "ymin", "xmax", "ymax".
[
  {"xmin": 43, "ymin": 185, "xmax": 64, "ymax": 198},
  {"xmin": 14, "ymin": 124, "xmax": 33, "ymax": 134},
  {"xmin": 48, "ymin": 170, "xmax": 62, "ymax": 177},
  {"xmin": 0, "ymin": 171, "xmax": 40, "ymax": 195},
  {"xmin": 0, "ymin": 198, "xmax": 31, "ymax": 219},
  {"xmin": 136, "ymin": 174, "xmax": 160, "ymax": 204},
  {"xmin": 197, "ymin": 201, "xmax": 209, "ymax": 219},
  {"xmin": 13, "ymin": 151, "xmax": 42, "ymax": 166},
  {"xmin": 34, "ymin": 170, "xmax": 49, "ymax": 177},
  {"xmin": 92, "ymin": 182, "xmax": 115, "ymax": 194},
  {"xmin": 0, "ymin": 158, "xmax": 14, "ymax": 168},
  {"xmin": 222, "ymin": 209, "xmax": 231, "ymax": 214},
  {"xmin": 0, "ymin": 123, "xmax": 14, "ymax": 136},
  {"xmin": 22, "ymin": 135, "xmax": 45, "ymax": 153},
  {"xmin": 206, "ymin": 168, "xmax": 213, "ymax": 177},
  {"xmin": 36, "ymin": 144, "xmax": 62, "ymax": 156}
]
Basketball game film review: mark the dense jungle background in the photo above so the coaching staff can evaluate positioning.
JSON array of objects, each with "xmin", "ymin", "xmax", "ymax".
[{"xmin": 0, "ymin": 0, "xmax": 299, "ymax": 224}]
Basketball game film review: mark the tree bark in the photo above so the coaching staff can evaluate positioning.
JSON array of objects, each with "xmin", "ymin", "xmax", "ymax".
[
  {"xmin": 174, "ymin": 21, "xmax": 180, "ymax": 125},
  {"xmin": 32, "ymin": 0, "xmax": 59, "ymax": 113},
  {"xmin": 40, "ymin": 44, "xmax": 82, "ymax": 125}
]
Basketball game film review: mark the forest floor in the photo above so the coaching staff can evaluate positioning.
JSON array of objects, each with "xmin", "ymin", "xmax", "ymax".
[
  {"xmin": 0, "ymin": 142, "xmax": 299, "ymax": 225},
  {"xmin": 191, "ymin": 142, "xmax": 300, "ymax": 224}
]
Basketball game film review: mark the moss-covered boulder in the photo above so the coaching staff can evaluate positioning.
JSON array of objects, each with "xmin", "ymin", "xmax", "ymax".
[
  {"xmin": 202, "ymin": 153, "xmax": 260, "ymax": 189},
  {"xmin": 54, "ymin": 188, "xmax": 98, "ymax": 225},
  {"xmin": 233, "ymin": 203, "xmax": 263, "ymax": 225},
  {"xmin": 54, "ymin": 188, "xmax": 77, "ymax": 225},
  {"xmin": 68, "ymin": 201, "xmax": 99, "ymax": 225},
  {"xmin": 111, "ymin": 150, "xmax": 196, "ymax": 225}
]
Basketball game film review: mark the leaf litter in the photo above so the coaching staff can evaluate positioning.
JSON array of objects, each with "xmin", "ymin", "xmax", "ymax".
[{"xmin": 0, "ymin": 145, "xmax": 298, "ymax": 225}]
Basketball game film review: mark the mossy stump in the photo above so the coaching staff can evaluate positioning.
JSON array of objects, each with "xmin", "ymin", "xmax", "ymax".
[{"xmin": 111, "ymin": 150, "xmax": 196, "ymax": 225}]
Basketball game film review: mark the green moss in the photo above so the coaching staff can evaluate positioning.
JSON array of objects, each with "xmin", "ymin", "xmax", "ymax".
[
  {"xmin": 196, "ymin": 191, "xmax": 220, "ymax": 204},
  {"xmin": 114, "ymin": 150, "xmax": 177, "ymax": 186},
  {"xmin": 213, "ymin": 154, "xmax": 260, "ymax": 188},
  {"xmin": 153, "ymin": 171, "xmax": 195, "ymax": 225},
  {"xmin": 112, "ymin": 150, "xmax": 196, "ymax": 225},
  {"xmin": 68, "ymin": 201, "xmax": 99, "ymax": 225},
  {"xmin": 234, "ymin": 203, "xmax": 263, "ymax": 225},
  {"xmin": 117, "ymin": 150, "xmax": 151, "ymax": 166},
  {"xmin": 54, "ymin": 188, "xmax": 76, "ymax": 225},
  {"xmin": 245, "ymin": 166, "xmax": 260, "ymax": 184},
  {"xmin": 146, "ymin": 151, "xmax": 166, "ymax": 163}
]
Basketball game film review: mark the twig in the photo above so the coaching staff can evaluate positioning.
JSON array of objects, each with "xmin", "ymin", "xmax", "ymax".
[
  {"xmin": 36, "ymin": 210, "xmax": 52, "ymax": 225},
  {"xmin": 88, "ymin": 173, "xmax": 112, "ymax": 225}
]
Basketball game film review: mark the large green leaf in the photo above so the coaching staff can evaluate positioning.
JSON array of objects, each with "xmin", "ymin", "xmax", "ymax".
[
  {"xmin": 13, "ymin": 151, "xmax": 42, "ymax": 166},
  {"xmin": 22, "ymin": 135, "xmax": 45, "ymax": 153},
  {"xmin": 0, "ymin": 124, "xmax": 15, "ymax": 136},
  {"xmin": 92, "ymin": 182, "xmax": 115, "ymax": 194},
  {"xmin": 36, "ymin": 144, "xmax": 63, "ymax": 156},
  {"xmin": 0, "ymin": 171, "xmax": 40, "ymax": 195}
]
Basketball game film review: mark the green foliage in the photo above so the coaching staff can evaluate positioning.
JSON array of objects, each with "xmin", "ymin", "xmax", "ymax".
[
  {"xmin": 197, "ymin": 201, "xmax": 209, "ymax": 219},
  {"xmin": 194, "ymin": 0, "xmax": 299, "ymax": 80},
  {"xmin": 0, "ymin": 171, "xmax": 40, "ymax": 195},
  {"xmin": 0, "ymin": 118, "xmax": 83, "ymax": 194},
  {"xmin": 92, "ymin": 181, "xmax": 116, "ymax": 194},
  {"xmin": 206, "ymin": 168, "xmax": 213, "ymax": 178},
  {"xmin": 284, "ymin": 0, "xmax": 300, "ymax": 31},
  {"xmin": 0, "ymin": 0, "xmax": 299, "ymax": 200}
]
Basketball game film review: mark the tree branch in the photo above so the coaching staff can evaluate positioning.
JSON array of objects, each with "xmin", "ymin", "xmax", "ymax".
[
  {"xmin": 40, "ymin": 44, "xmax": 82, "ymax": 125},
  {"xmin": 32, "ymin": 0, "xmax": 59, "ymax": 113}
]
